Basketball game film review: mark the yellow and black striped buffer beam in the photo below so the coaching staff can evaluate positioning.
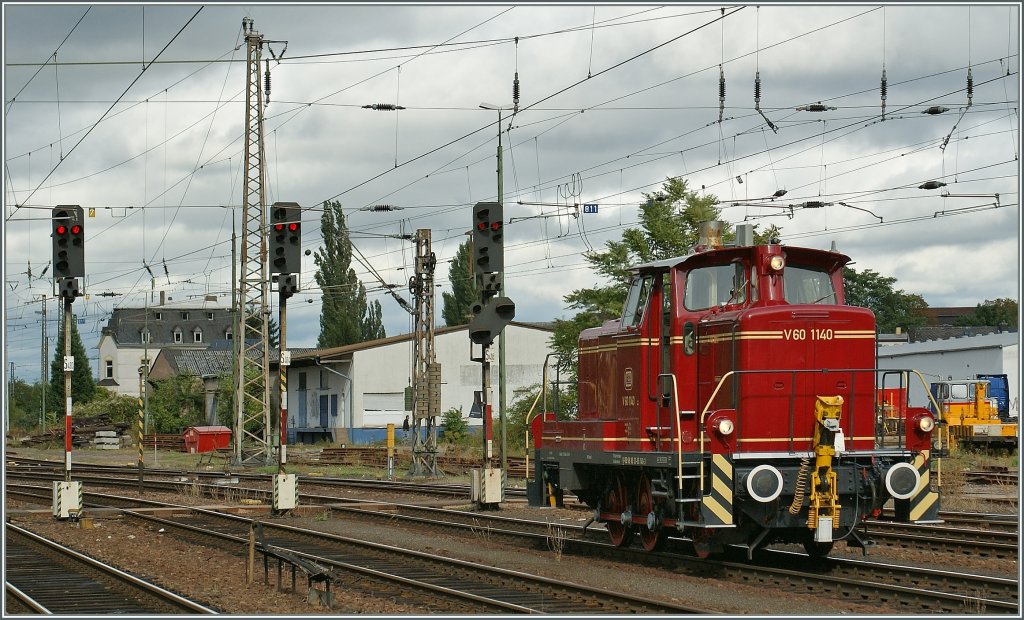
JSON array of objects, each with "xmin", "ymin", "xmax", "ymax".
[
  {"xmin": 908, "ymin": 450, "xmax": 940, "ymax": 522},
  {"xmin": 701, "ymin": 453, "xmax": 734, "ymax": 526}
]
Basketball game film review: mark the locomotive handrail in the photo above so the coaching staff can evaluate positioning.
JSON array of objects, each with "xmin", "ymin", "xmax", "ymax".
[
  {"xmin": 910, "ymin": 369, "xmax": 946, "ymax": 486},
  {"xmin": 655, "ymin": 372, "xmax": 684, "ymax": 499},
  {"xmin": 697, "ymin": 370, "xmax": 737, "ymax": 495},
  {"xmin": 525, "ymin": 354, "xmax": 558, "ymax": 477},
  {"xmin": 693, "ymin": 367, "xmax": 945, "ymax": 495}
]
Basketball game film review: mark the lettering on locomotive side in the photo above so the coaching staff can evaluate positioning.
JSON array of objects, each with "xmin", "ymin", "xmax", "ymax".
[
  {"xmin": 620, "ymin": 455, "xmax": 645, "ymax": 466},
  {"xmin": 622, "ymin": 395, "xmax": 638, "ymax": 407},
  {"xmin": 783, "ymin": 328, "xmax": 834, "ymax": 340}
]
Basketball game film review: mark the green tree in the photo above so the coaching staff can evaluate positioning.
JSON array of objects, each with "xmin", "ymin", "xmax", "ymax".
[
  {"xmin": 953, "ymin": 298, "xmax": 1018, "ymax": 328},
  {"xmin": 49, "ymin": 309, "xmax": 96, "ymax": 412},
  {"xmin": 243, "ymin": 304, "xmax": 280, "ymax": 349},
  {"xmin": 842, "ymin": 267, "xmax": 929, "ymax": 333},
  {"xmin": 441, "ymin": 240, "xmax": 477, "ymax": 326},
  {"xmin": 147, "ymin": 375, "xmax": 205, "ymax": 433},
  {"xmin": 7, "ymin": 378, "xmax": 46, "ymax": 433},
  {"xmin": 551, "ymin": 177, "xmax": 777, "ymax": 384},
  {"xmin": 313, "ymin": 200, "xmax": 386, "ymax": 348},
  {"xmin": 440, "ymin": 406, "xmax": 469, "ymax": 446}
]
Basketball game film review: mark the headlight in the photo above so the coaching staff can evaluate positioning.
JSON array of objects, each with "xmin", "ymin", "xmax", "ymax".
[
  {"xmin": 769, "ymin": 255, "xmax": 785, "ymax": 271},
  {"xmin": 917, "ymin": 415, "xmax": 935, "ymax": 432},
  {"xmin": 716, "ymin": 418, "xmax": 735, "ymax": 435}
]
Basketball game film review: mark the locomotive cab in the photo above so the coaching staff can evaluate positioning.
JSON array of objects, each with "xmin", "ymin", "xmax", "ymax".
[{"xmin": 532, "ymin": 222, "xmax": 941, "ymax": 558}]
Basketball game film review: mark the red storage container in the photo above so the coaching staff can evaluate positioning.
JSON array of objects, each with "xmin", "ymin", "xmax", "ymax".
[{"xmin": 182, "ymin": 426, "xmax": 232, "ymax": 453}]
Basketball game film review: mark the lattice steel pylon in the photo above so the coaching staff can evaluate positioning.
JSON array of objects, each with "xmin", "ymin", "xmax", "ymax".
[
  {"xmin": 234, "ymin": 18, "xmax": 272, "ymax": 465},
  {"xmin": 409, "ymin": 229, "xmax": 440, "ymax": 476}
]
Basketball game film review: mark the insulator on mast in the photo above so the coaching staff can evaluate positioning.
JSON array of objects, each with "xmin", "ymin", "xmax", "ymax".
[
  {"xmin": 880, "ymin": 68, "xmax": 887, "ymax": 120},
  {"xmin": 966, "ymin": 67, "xmax": 974, "ymax": 106},
  {"xmin": 754, "ymin": 71, "xmax": 762, "ymax": 110},
  {"xmin": 264, "ymin": 60, "xmax": 271, "ymax": 103},
  {"xmin": 513, "ymin": 72, "xmax": 520, "ymax": 113},
  {"xmin": 718, "ymin": 65, "xmax": 726, "ymax": 122}
]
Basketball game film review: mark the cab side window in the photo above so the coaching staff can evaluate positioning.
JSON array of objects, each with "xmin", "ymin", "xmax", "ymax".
[{"xmin": 621, "ymin": 275, "xmax": 653, "ymax": 329}]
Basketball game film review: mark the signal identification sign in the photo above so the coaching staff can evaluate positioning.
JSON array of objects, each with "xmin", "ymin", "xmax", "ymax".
[{"xmin": 583, "ymin": 203, "xmax": 598, "ymax": 214}]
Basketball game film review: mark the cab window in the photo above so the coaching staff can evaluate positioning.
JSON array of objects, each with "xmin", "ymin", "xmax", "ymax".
[
  {"xmin": 621, "ymin": 275, "xmax": 653, "ymax": 329},
  {"xmin": 684, "ymin": 263, "xmax": 747, "ymax": 311},
  {"xmin": 950, "ymin": 383, "xmax": 969, "ymax": 399},
  {"xmin": 783, "ymin": 265, "xmax": 835, "ymax": 304}
]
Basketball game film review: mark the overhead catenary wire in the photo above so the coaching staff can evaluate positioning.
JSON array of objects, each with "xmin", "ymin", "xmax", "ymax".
[
  {"xmin": 6, "ymin": 6, "xmax": 205, "ymax": 219},
  {"xmin": 8, "ymin": 6, "xmax": 1015, "ymax": 344}
]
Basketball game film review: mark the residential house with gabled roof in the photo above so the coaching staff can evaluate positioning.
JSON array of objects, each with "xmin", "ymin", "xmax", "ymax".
[{"xmin": 96, "ymin": 291, "xmax": 236, "ymax": 397}]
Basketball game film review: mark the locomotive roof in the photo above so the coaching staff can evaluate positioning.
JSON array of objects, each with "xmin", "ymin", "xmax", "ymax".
[{"xmin": 631, "ymin": 244, "xmax": 851, "ymax": 273}]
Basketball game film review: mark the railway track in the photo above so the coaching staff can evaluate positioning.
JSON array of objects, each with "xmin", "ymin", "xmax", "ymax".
[
  {"xmin": 4, "ymin": 523, "xmax": 218, "ymax": 615},
  {"xmin": 875, "ymin": 508, "xmax": 1019, "ymax": 533},
  {"xmin": 8, "ymin": 484, "xmax": 1018, "ymax": 614},
  {"xmin": 6, "ymin": 488, "xmax": 707, "ymax": 614},
  {"xmin": 307, "ymin": 499, "xmax": 1020, "ymax": 613},
  {"xmin": 8, "ymin": 465, "xmax": 1017, "ymax": 554}
]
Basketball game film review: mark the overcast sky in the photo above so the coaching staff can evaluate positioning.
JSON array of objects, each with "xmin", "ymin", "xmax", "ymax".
[{"xmin": 3, "ymin": 3, "xmax": 1020, "ymax": 384}]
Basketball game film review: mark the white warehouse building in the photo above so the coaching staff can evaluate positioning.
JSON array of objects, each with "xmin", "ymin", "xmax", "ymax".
[
  {"xmin": 284, "ymin": 322, "xmax": 555, "ymax": 445},
  {"xmin": 875, "ymin": 331, "xmax": 1019, "ymax": 414}
]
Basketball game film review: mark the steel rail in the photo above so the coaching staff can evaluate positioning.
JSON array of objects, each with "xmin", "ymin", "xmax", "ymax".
[
  {"xmin": 5, "ymin": 523, "xmax": 218, "ymax": 615},
  {"xmin": 135, "ymin": 507, "xmax": 708, "ymax": 614},
  {"xmin": 5, "ymin": 581, "xmax": 53, "ymax": 614},
  {"xmin": 10, "ymin": 479, "xmax": 1017, "ymax": 613}
]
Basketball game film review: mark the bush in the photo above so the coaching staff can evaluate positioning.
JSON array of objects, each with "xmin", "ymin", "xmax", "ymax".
[{"xmin": 441, "ymin": 406, "xmax": 469, "ymax": 446}]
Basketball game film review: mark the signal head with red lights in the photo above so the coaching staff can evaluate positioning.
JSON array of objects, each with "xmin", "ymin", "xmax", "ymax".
[
  {"xmin": 471, "ymin": 201, "xmax": 504, "ymax": 279},
  {"xmin": 52, "ymin": 205, "xmax": 85, "ymax": 282},
  {"xmin": 270, "ymin": 201, "xmax": 301, "ymax": 276}
]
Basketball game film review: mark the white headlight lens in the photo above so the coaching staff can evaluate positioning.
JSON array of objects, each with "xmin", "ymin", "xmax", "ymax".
[
  {"xmin": 769, "ymin": 255, "xmax": 785, "ymax": 271},
  {"xmin": 918, "ymin": 416, "xmax": 935, "ymax": 432},
  {"xmin": 716, "ymin": 418, "xmax": 735, "ymax": 435}
]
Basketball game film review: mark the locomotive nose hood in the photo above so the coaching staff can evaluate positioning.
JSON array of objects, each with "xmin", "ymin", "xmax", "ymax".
[{"xmin": 698, "ymin": 303, "xmax": 877, "ymax": 453}]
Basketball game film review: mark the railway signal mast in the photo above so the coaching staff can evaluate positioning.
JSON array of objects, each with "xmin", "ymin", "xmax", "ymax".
[
  {"xmin": 269, "ymin": 201, "xmax": 300, "ymax": 513},
  {"xmin": 409, "ymin": 229, "xmax": 441, "ymax": 477},
  {"xmin": 51, "ymin": 205, "xmax": 85, "ymax": 520},
  {"xmin": 468, "ymin": 201, "xmax": 515, "ymax": 508}
]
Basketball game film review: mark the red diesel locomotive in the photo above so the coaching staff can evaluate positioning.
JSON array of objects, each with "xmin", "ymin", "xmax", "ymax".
[{"xmin": 530, "ymin": 222, "xmax": 941, "ymax": 558}]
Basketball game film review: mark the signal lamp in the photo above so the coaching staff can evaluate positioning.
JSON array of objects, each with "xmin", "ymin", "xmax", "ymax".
[
  {"xmin": 715, "ymin": 418, "xmax": 735, "ymax": 435},
  {"xmin": 768, "ymin": 255, "xmax": 785, "ymax": 271},
  {"xmin": 916, "ymin": 414, "xmax": 935, "ymax": 432}
]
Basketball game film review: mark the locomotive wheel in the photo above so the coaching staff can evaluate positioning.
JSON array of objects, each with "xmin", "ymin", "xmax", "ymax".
[
  {"xmin": 636, "ymin": 474, "xmax": 668, "ymax": 552},
  {"xmin": 604, "ymin": 476, "xmax": 634, "ymax": 547}
]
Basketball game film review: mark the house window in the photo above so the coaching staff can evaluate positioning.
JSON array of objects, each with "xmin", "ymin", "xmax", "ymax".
[
  {"xmin": 320, "ymin": 369, "xmax": 329, "ymax": 389},
  {"xmin": 207, "ymin": 312, "xmax": 215, "ymax": 321},
  {"xmin": 193, "ymin": 329, "xmax": 202, "ymax": 343},
  {"xmin": 225, "ymin": 328, "xmax": 233, "ymax": 341},
  {"xmin": 155, "ymin": 312, "xmax": 162, "ymax": 320},
  {"xmin": 181, "ymin": 312, "xmax": 189, "ymax": 320},
  {"xmin": 105, "ymin": 360, "xmax": 113, "ymax": 379},
  {"xmin": 173, "ymin": 329, "xmax": 183, "ymax": 344},
  {"xmin": 140, "ymin": 329, "xmax": 151, "ymax": 344}
]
